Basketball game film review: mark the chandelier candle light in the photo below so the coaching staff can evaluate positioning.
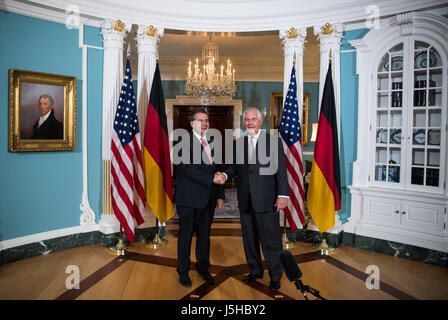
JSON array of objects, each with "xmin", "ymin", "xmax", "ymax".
[{"xmin": 185, "ymin": 36, "xmax": 237, "ymax": 104}]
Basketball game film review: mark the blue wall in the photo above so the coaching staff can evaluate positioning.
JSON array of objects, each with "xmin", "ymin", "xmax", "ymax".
[{"xmin": 0, "ymin": 11, "xmax": 103, "ymax": 241}]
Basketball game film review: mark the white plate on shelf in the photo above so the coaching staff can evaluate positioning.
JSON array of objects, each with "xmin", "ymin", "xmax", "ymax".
[
  {"xmin": 383, "ymin": 56, "xmax": 403, "ymax": 71},
  {"xmin": 412, "ymin": 129, "xmax": 425, "ymax": 145},
  {"xmin": 390, "ymin": 129, "xmax": 402, "ymax": 144},
  {"xmin": 414, "ymin": 51, "xmax": 440, "ymax": 69},
  {"xmin": 376, "ymin": 129, "xmax": 387, "ymax": 143},
  {"xmin": 428, "ymin": 129, "xmax": 440, "ymax": 145}
]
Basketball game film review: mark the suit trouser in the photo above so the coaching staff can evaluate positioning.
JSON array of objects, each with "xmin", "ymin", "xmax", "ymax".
[
  {"xmin": 240, "ymin": 195, "xmax": 283, "ymax": 282},
  {"xmin": 176, "ymin": 205, "xmax": 213, "ymax": 274}
]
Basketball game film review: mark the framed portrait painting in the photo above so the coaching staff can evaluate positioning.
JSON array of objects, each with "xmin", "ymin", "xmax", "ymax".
[
  {"xmin": 8, "ymin": 69, "xmax": 76, "ymax": 152},
  {"xmin": 270, "ymin": 92, "xmax": 310, "ymax": 146}
]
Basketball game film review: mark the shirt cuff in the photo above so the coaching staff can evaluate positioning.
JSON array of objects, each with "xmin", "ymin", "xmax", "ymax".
[{"xmin": 278, "ymin": 195, "xmax": 289, "ymax": 199}]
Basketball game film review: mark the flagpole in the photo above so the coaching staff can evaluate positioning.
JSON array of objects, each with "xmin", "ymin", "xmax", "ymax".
[{"xmin": 312, "ymin": 48, "xmax": 336, "ymax": 255}]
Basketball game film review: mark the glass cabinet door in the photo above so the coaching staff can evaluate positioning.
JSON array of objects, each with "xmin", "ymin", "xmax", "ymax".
[
  {"xmin": 373, "ymin": 39, "xmax": 445, "ymax": 191},
  {"xmin": 375, "ymin": 43, "xmax": 403, "ymax": 184},
  {"xmin": 410, "ymin": 41, "xmax": 443, "ymax": 188}
]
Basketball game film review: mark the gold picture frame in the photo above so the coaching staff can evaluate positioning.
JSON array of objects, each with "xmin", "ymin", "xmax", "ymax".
[
  {"xmin": 8, "ymin": 69, "xmax": 76, "ymax": 152},
  {"xmin": 270, "ymin": 92, "xmax": 310, "ymax": 146}
]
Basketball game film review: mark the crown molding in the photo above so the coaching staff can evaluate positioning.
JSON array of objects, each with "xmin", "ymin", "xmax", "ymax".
[
  {"xmin": 2, "ymin": 0, "xmax": 447, "ymax": 32},
  {"xmin": 0, "ymin": 0, "xmax": 100, "ymax": 27}
]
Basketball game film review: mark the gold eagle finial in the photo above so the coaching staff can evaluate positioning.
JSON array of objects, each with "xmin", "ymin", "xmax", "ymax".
[
  {"xmin": 114, "ymin": 20, "xmax": 125, "ymax": 32},
  {"xmin": 321, "ymin": 23, "xmax": 333, "ymax": 35},
  {"xmin": 146, "ymin": 25, "xmax": 158, "ymax": 37},
  {"xmin": 287, "ymin": 27, "xmax": 298, "ymax": 39}
]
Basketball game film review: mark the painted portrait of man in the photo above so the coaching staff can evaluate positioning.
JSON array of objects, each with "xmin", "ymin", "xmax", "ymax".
[{"xmin": 20, "ymin": 82, "xmax": 64, "ymax": 140}]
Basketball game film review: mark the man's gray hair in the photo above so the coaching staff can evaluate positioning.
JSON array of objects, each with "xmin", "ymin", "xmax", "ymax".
[
  {"xmin": 243, "ymin": 107, "xmax": 262, "ymax": 119},
  {"xmin": 38, "ymin": 94, "xmax": 55, "ymax": 106}
]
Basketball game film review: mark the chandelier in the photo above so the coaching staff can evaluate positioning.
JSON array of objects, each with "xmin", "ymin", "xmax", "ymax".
[{"xmin": 185, "ymin": 36, "xmax": 237, "ymax": 104}]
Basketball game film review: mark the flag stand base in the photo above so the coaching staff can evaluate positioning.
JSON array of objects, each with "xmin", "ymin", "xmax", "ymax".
[
  {"xmin": 313, "ymin": 234, "xmax": 335, "ymax": 255},
  {"xmin": 282, "ymin": 233, "xmax": 294, "ymax": 249},
  {"xmin": 147, "ymin": 234, "xmax": 167, "ymax": 249},
  {"xmin": 281, "ymin": 214, "xmax": 294, "ymax": 249},
  {"xmin": 109, "ymin": 238, "xmax": 132, "ymax": 256}
]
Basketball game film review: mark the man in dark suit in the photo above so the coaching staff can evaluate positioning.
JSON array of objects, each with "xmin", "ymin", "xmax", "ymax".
[
  {"xmin": 31, "ymin": 94, "xmax": 63, "ymax": 139},
  {"xmin": 215, "ymin": 107, "xmax": 288, "ymax": 291},
  {"xmin": 174, "ymin": 108, "xmax": 225, "ymax": 287}
]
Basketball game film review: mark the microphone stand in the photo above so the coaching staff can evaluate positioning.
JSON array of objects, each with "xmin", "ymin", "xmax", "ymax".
[{"xmin": 294, "ymin": 280, "xmax": 326, "ymax": 300}]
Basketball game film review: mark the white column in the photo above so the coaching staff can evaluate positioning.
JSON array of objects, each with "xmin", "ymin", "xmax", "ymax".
[
  {"xmin": 136, "ymin": 24, "xmax": 164, "ymax": 226},
  {"xmin": 313, "ymin": 23, "xmax": 343, "ymax": 132},
  {"xmin": 279, "ymin": 27, "xmax": 307, "ymax": 228},
  {"xmin": 136, "ymin": 24, "xmax": 164, "ymax": 143},
  {"xmin": 313, "ymin": 23, "xmax": 344, "ymax": 235},
  {"xmin": 280, "ymin": 27, "xmax": 307, "ymax": 107},
  {"xmin": 98, "ymin": 19, "xmax": 130, "ymax": 234}
]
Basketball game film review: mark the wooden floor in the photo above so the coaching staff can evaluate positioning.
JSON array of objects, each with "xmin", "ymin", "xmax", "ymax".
[{"xmin": 1, "ymin": 220, "xmax": 447, "ymax": 300}]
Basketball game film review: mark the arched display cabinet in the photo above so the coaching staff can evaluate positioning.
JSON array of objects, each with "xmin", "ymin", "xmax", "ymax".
[{"xmin": 347, "ymin": 13, "xmax": 448, "ymax": 252}]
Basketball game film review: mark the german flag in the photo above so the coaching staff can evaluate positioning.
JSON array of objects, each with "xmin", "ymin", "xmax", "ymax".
[
  {"xmin": 307, "ymin": 62, "xmax": 341, "ymax": 233},
  {"xmin": 143, "ymin": 64, "xmax": 175, "ymax": 223}
]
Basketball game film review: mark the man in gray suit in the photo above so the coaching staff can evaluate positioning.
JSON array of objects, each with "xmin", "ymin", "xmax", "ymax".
[{"xmin": 214, "ymin": 107, "xmax": 288, "ymax": 291}]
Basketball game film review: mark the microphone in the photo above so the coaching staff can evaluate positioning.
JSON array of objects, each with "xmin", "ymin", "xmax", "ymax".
[{"xmin": 279, "ymin": 250, "xmax": 308, "ymax": 299}]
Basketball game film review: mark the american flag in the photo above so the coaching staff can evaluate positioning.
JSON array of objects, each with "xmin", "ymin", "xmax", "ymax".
[
  {"xmin": 279, "ymin": 66, "xmax": 305, "ymax": 232},
  {"xmin": 110, "ymin": 59, "xmax": 145, "ymax": 243}
]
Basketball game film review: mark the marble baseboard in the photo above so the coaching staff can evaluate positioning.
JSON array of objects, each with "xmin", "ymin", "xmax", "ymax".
[
  {"xmin": 2, "ymin": 226, "xmax": 447, "ymax": 268},
  {"xmin": 0, "ymin": 227, "xmax": 157, "ymax": 267},
  {"xmin": 286, "ymin": 229, "xmax": 447, "ymax": 267},
  {"xmin": 342, "ymin": 232, "xmax": 448, "ymax": 268}
]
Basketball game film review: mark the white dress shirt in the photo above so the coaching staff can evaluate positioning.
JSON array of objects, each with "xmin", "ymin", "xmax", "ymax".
[{"xmin": 37, "ymin": 111, "xmax": 51, "ymax": 128}]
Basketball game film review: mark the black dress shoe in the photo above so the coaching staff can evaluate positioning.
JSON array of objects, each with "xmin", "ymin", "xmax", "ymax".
[
  {"xmin": 242, "ymin": 273, "xmax": 263, "ymax": 284},
  {"xmin": 269, "ymin": 280, "xmax": 281, "ymax": 291},
  {"xmin": 179, "ymin": 273, "xmax": 192, "ymax": 287},
  {"xmin": 198, "ymin": 271, "xmax": 215, "ymax": 284}
]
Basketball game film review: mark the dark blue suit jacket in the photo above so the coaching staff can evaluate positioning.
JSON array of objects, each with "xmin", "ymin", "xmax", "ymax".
[{"xmin": 174, "ymin": 131, "xmax": 225, "ymax": 209}]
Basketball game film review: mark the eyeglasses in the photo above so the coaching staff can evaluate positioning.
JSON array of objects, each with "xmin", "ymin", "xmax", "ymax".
[{"xmin": 194, "ymin": 119, "xmax": 209, "ymax": 123}]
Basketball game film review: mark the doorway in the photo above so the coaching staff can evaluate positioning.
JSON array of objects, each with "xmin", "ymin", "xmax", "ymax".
[{"xmin": 173, "ymin": 105, "xmax": 234, "ymax": 187}]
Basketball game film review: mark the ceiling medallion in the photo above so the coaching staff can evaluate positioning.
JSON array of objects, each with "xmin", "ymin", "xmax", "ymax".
[
  {"xmin": 114, "ymin": 19, "xmax": 125, "ymax": 32},
  {"xmin": 185, "ymin": 36, "xmax": 237, "ymax": 105}
]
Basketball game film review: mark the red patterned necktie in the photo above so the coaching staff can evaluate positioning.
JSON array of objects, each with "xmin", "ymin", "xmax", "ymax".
[{"xmin": 201, "ymin": 137, "xmax": 213, "ymax": 165}]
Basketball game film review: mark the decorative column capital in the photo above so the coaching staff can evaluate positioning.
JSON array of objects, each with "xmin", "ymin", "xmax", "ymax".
[
  {"xmin": 313, "ymin": 22, "xmax": 343, "ymax": 49},
  {"xmin": 136, "ymin": 24, "xmax": 164, "ymax": 55},
  {"xmin": 279, "ymin": 27, "xmax": 307, "ymax": 57},
  {"xmin": 100, "ymin": 19, "xmax": 131, "ymax": 48}
]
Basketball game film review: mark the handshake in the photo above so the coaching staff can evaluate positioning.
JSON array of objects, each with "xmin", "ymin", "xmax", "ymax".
[{"xmin": 213, "ymin": 172, "xmax": 227, "ymax": 185}]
